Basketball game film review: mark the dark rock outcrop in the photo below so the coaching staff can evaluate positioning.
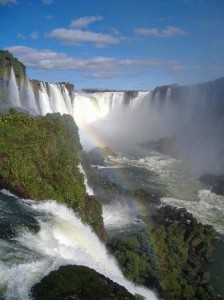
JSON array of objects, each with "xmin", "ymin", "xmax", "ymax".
[{"xmin": 31, "ymin": 265, "xmax": 139, "ymax": 300}]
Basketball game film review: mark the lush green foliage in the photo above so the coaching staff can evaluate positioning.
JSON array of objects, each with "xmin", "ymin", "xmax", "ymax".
[
  {"xmin": 31, "ymin": 265, "xmax": 140, "ymax": 300},
  {"xmin": 109, "ymin": 207, "xmax": 216, "ymax": 300},
  {"xmin": 108, "ymin": 231, "xmax": 161, "ymax": 295},
  {"xmin": 150, "ymin": 222, "xmax": 215, "ymax": 299},
  {"xmin": 0, "ymin": 112, "xmax": 105, "ymax": 237}
]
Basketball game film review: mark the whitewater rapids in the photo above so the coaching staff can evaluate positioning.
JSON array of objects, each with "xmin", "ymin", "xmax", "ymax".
[{"xmin": 0, "ymin": 191, "xmax": 157, "ymax": 300}]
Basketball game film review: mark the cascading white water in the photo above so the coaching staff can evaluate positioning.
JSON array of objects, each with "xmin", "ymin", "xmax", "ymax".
[
  {"xmin": 0, "ymin": 191, "xmax": 157, "ymax": 300},
  {"xmin": 72, "ymin": 92, "xmax": 102, "ymax": 126},
  {"xmin": 61, "ymin": 85, "xmax": 73, "ymax": 113},
  {"xmin": 8, "ymin": 68, "xmax": 21, "ymax": 107},
  {"xmin": 48, "ymin": 84, "xmax": 70, "ymax": 115},
  {"xmin": 5, "ymin": 72, "xmax": 150, "ymax": 130},
  {"xmin": 26, "ymin": 79, "xmax": 39, "ymax": 113},
  {"xmin": 38, "ymin": 82, "xmax": 53, "ymax": 115},
  {"xmin": 78, "ymin": 163, "xmax": 94, "ymax": 195}
]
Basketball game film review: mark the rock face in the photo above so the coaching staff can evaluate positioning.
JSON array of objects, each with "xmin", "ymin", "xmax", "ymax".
[
  {"xmin": 199, "ymin": 174, "xmax": 224, "ymax": 196},
  {"xmin": 31, "ymin": 265, "xmax": 138, "ymax": 300}
]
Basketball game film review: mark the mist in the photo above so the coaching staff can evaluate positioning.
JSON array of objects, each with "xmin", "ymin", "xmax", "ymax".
[{"xmin": 80, "ymin": 79, "xmax": 224, "ymax": 176}]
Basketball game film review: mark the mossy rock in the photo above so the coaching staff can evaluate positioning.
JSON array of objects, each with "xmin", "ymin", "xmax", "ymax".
[{"xmin": 31, "ymin": 265, "xmax": 138, "ymax": 300}]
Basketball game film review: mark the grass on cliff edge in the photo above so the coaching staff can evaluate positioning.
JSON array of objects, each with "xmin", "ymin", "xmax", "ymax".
[{"xmin": 0, "ymin": 112, "xmax": 105, "ymax": 237}]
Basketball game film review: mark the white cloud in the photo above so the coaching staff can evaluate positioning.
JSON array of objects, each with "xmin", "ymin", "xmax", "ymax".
[
  {"xmin": 70, "ymin": 16, "xmax": 103, "ymax": 28},
  {"xmin": 30, "ymin": 31, "xmax": 39, "ymax": 40},
  {"xmin": 42, "ymin": 0, "xmax": 54, "ymax": 4},
  {"xmin": 46, "ymin": 28, "xmax": 120, "ymax": 47},
  {"xmin": 0, "ymin": 0, "xmax": 17, "ymax": 5},
  {"xmin": 6, "ymin": 46, "xmax": 163, "ymax": 73},
  {"xmin": 134, "ymin": 26, "xmax": 186, "ymax": 37}
]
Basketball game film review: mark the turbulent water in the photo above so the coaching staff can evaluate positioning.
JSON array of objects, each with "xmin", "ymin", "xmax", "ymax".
[
  {"xmin": 0, "ymin": 190, "xmax": 157, "ymax": 300},
  {"xmin": 96, "ymin": 150, "xmax": 224, "ymax": 235}
]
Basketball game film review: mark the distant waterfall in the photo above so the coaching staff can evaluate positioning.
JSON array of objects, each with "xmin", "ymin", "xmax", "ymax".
[
  {"xmin": 26, "ymin": 79, "xmax": 38, "ymax": 112},
  {"xmin": 3, "ymin": 70, "xmax": 151, "ymax": 126},
  {"xmin": 38, "ymin": 82, "xmax": 53, "ymax": 115},
  {"xmin": 3, "ymin": 67, "xmax": 224, "ymax": 174},
  {"xmin": 8, "ymin": 67, "xmax": 21, "ymax": 107}
]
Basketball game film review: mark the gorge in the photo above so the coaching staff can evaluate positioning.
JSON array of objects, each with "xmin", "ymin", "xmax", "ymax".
[{"xmin": 0, "ymin": 50, "xmax": 224, "ymax": 299}]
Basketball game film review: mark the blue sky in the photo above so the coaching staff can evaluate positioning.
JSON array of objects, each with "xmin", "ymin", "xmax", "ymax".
[{"xmin": 0, "ymin": 0, "xmax": 224, "ymax": 90}]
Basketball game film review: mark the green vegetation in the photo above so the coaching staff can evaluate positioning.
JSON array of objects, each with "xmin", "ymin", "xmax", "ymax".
[
  {"xmin": 109, "ymin": 207, "xmax": 216, "ymax": 300},
  {"xmin": 31, "ymin": 265, "xmax": 140, "ymax": 300},
  {"xmin": 0, "ymin": 112, "xmax": 106, "ymax": 239},
  {"xmin": 108, "ymin": 231, "xmax": 161, "ymax": 296}
]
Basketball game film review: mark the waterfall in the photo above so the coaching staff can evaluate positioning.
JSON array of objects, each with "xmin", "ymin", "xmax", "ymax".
[
  {"xmin": 3, "ymin": 67, "xmax": 224, "ymax": 174},
  {"xmin": 0, "ymin": 191, "xmax": 157, "ymax": 300},
  {"xmin": 26, "ymin": 79, "xmax": 39, "ymax": 113},
  {"xmin": 61, "ymin": 85, "xmax": 73, "ymax": 113},
  {"xmin": 38, "ymin": 82, "xmax": 53, "ymax": 115},
  {"xmin": 4, "ymin": 70, "xmax": 150, "ymax": 127},
  {"xmin": 8, "ymin": 68, "xmax": 21, "ymax": 107},
  {"xmin": 78, "ymin": 163, "xmax": 94, "ymax": 195},
  {"xmin": 48, "ymin": 84, "xmax": 70, "ymax": 115}
]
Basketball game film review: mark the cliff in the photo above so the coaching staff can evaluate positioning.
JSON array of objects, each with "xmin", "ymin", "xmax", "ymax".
[{"xmin": 0, "ymin": 111, "xmax": 106, "ymax": 240}]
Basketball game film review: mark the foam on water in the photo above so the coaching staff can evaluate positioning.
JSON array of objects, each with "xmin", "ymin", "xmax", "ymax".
[
  {"xmin": 109, "ymin": 152, "xmax": 201, "ymax": 200},
  {"xmin": 0, "ymin": 195, "xmax": 157, "ymax": 300},
  {"xmin": 161, "ymin": 189, "xmax": 224, "ymax": 234}
]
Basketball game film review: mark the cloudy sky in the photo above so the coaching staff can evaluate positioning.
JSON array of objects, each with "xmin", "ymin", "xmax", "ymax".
[{"xmin": 0, "ymin": 0, "xmax": 224, "ymax": 90}]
